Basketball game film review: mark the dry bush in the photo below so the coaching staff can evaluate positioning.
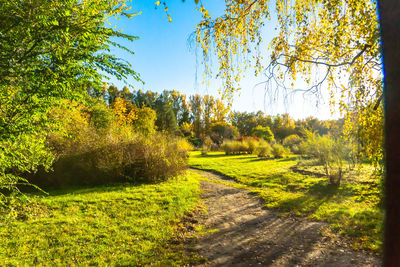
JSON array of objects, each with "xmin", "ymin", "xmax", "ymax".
[{"xmin": 30, "ymin": 103, "xmax": 190, "ymax": 188}]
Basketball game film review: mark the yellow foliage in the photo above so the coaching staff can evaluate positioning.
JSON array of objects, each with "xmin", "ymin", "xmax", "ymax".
[
  {"xmin": 112, "ymin": 97, "xmax": 138, "ymax": 125},
  {"xmin": 195, "ymin": 0, "xmax": 382, "ymax": 165}
]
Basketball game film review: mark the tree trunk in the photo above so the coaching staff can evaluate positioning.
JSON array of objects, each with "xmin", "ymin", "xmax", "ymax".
[{"xmin": 378, "ymin": 1, "xmax": 400, "ymax": 266}]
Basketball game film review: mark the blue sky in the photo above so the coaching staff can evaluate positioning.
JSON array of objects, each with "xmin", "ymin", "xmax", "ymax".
[{"xmin": 108, "ymin": 1, "xmax": 337, "ymax": 120}]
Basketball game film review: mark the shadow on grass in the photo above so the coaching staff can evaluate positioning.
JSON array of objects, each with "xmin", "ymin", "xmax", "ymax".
[
  {"xmin": 192, "ymin": 153, "xmax": 228, "ymax": 158},
  {"xmin": 194, "ymin": 153, "xmax": 257, "ymax": 160},
  {"xmin": 249, "ymin": 157, "xmax": 275, "ymax": 162},
  {"xmin": 249, "ymin": 156, "xmax": 297, "ymax": 162}
]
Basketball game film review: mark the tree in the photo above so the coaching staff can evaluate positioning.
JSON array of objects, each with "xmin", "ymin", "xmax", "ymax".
[
  {"xmin": 252, "ymin": 125, "xmax": 274, "ymax": 142},
  {"xmin": 154, "ymin": 92, "xmax": 179, "ymax": 133},
  {"xmin": 230, "ymin": 111, "xmax": 257, "ymax": 136},
  {"xmin": 0, "ymin": 0, "xmax": 139, "ymax": 195},
  {"xmin": 212, "ymin": 99, "xmax": 230, "ymax": 123},
  {"xmin": 210, "ymin": 122, "xmax": 238, "ymax": 145},
  {"xmin": 203, "ymin": 95, "xmax": 215, "ymax": 133},
  {"xmin": 189, "ymin": 94, "xmax": 204, "ymax": 138},
  {"xmin": 195, "ymin": 0, "xmax": 382, "ymax": 165},
  {"xmin": 272, "ymin": 114, "xmax": 295, "ymax": 141}
]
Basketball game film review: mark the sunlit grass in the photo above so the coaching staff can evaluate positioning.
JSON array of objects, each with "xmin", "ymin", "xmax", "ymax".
[
  {"xmin": 189, "ymin": 151, "xmax": 383, "ymax": 252},
  {"xmin": 0, "ymin": 171, "xmax": 202, "ymax": 265}
]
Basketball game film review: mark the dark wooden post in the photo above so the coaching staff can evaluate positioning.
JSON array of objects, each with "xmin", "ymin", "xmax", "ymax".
[{"xmin": 378, "ymin": 1, "xmax": 400, "ymax": 266}]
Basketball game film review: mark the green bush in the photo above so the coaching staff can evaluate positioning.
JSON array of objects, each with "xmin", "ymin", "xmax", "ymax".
[
  {"xmin": 209, "ymin": 122, "xmax": 239, "ymax": 145},
  {"xmin": 245, "ymin": 138, "xmax": 259, "ymax": 154},
  {"xmin": 221, "ymin": 140, "xmax": 252, "ymax": 155},
  {"xmin": 271, "ymin": 144, "xmax": 289, "ymax": 158},
  {"xmin": 300, "ymin": 131, "xmax": 347, "ymax": 185},
  {"xmin": 255, "ymin": 142, "xmax": 272, "ymax": 158},
  {"xmin": 283, "ymin": 134, "xmax": 303, "ymax": 154},
  {"xmin": 201, "ymin": 137, "xmax": 213, "ymax": 155}
]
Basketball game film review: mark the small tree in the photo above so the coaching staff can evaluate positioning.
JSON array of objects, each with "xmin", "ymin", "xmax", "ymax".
[
  {"xmin": 252, "ymin": 126, "xmax": 274, "ymax": 142},
  {"xmin": 302, "ymin": 131, "xmax": 346, "ymax": 186}
]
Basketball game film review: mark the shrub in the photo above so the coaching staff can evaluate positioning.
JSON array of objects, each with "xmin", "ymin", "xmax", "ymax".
[
  {"xmin": 245, "ymin": 138, "xmax": 259, "ymax": 154},
  {"xmin": 221, "ymin": 141, "xmax": 233, "ymax": 155},
  {"xmin": 29, "ymin": 103, "xmax": 189, "ymax": 188},
  {"xmin": 283, "ymin": 134, "xmax": 303, "ymax": 154},
  {"xmin": 255, "ymin": 142, "xmax": 272, "ymax": 158},
  {"xmin": 221, "ymin": 140, "xmax": 251, "ymax": 155},
  {"xmin": 32, "ymin": 133, "xmax": 190, "ymax": 188},
  {"xmin": 271, "ymin": 144, "xmax": 289, "ymax": 158},
  {"xmin": 301, "ymin": 131, "xmax": 347, "ymax": 185},
  {"xmin": 201, "ymin": 137, "xmax": 213, "ymax": 155},
  {"xmin": 175, "ymin": 137, "xmax": 193, "ymax": 158},
  {"xmin": 132, "ymin": 106, "xmax": 157, "ymax": 136}
]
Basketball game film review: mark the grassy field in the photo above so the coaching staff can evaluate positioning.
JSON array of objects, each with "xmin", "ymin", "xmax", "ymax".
[
  {"xmin": 189, "ymin": 151, "xmax": 383, "ymax": 252},
  {"xmin": 0, "ymin": 171, "xmax": 201, "ymax": 265}
]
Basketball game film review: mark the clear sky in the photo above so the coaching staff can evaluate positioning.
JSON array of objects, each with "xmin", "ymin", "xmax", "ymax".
[{"xmin": 108, "ymin": 1, "xmax": 338, "ymax": 120}]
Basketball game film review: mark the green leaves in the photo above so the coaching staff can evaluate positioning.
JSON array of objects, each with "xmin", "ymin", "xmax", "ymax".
[{"xmin": 0, "ymin": 0, "xmax": 140, "ymax": 200}]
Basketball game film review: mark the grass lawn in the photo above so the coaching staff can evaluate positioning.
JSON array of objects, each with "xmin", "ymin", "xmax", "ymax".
[
  {"xmin": 0, "ymin": 171, "xmax": 201, "ymax": 265},
  {"xmin": 189, "ymin": 151, "xmax": 383, "ymax": 252}
]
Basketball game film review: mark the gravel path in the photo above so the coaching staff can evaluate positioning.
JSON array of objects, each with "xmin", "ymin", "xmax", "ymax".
[{"xmin": 188, "ymin": 169, "xmax": 381, "ymax": 267}]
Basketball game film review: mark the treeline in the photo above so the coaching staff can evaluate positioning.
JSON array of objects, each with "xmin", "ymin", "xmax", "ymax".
[{"xmin": 91, "ymin": 85, "xmax": 344, "ymax": 146}]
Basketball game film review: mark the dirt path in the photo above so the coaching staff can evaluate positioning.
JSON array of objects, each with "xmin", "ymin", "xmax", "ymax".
[{"xmin": 187, "ymin": 169, "xmax": 381, "ymax": 267}]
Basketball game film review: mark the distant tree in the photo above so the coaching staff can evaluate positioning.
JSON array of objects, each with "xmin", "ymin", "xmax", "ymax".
[
  {"xmin": 230, "ymin": 111, "xmax": 257, "ymax": 136},
  {"xmin": 252, "ymin": 125, "xmax": 274, "ymax": 142},
  {"xmin": 190, "ymin": 94, "xmax": 204, "ymax": 138},
  {"xmin": 180, "ymin": 122, "xmax": 193, "ymax": 137},
  {"xmin": 272, "ymin": 114, "xmax": 296, "ymax": 141},
  {"xmin": 213, "ymin": 99, "xmax": 230, "ymax": 123},
  {"xmin": 87, "ymin": 101, "xmax": 115, "ymax": 130},
  {"xmin": 255, "ymin": 111, "xmax": 273, "ymax": 129},
  {"xmin": 169, "ymin": 90, "xmax": 191, "ymax": 126},
  {"xmin": 132, "ymin": 107, "xmax": 157, "ymax": 136},
  {"xmin": 210, "ymin": 122, "xmax": 239, "ymax": 145},
  {"xmin": 112, "ymin": 98, "xmax": 138, "ymax": 126},
  {"xmin": 203, "ymin": 95, "xmax": 215, "ymax": 134},
  {"xmin": 133, "ymin": 90, "xmax": 158, "ymax": 108},
  {"xmin": 154, "ymin": 92, "xmax": 178, "ymax": 133}
]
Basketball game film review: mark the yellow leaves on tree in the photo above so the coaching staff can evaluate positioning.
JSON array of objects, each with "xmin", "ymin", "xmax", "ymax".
[
  {"xmin": 112, "ymin": 97, "xmax": 138, "ymax": 126},
  {"xmin": 195, "ymin": 0, "xmax": 383, "ymax": 165}
]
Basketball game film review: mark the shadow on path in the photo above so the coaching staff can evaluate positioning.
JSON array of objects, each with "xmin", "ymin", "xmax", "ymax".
[{"xmin": 188, "ymin": 170, "xmax": 381, "ymax": 267}]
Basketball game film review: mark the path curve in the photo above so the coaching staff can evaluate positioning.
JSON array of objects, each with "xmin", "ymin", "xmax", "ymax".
[{"xmin": 189, "ymin": 169, "xmax": 380, "ymax": 267}]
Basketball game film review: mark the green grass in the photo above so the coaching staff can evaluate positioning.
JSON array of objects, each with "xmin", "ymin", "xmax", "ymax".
[
  {"xmin": 189, "ymin": 151, "xmax": 383, "ymax": 252},
  {"xmin": 0, "ymin": 170, "xmax": 202, "ymax": 265}
]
